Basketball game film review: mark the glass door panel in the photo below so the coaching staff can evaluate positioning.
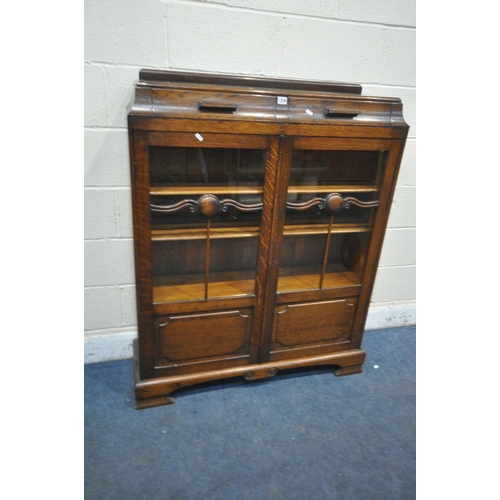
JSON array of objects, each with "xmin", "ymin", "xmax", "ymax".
[
  {"xmin": 277, "ymin": 147, "xmax": 387, "ymax": 294},
  {"xmin": 149, "ymin": 145, "xmax": 267, "ymax": 303},
  {"xmin": 207, "ymin": 236, "xmax": 259, "ymax": 299},
  {"xmin": 150, "ymin": 146, "xmax": 266, "ymax": 189},
  {"xmin": 288, "ymin": 149, "xmax": 382, "ymax": 189}
]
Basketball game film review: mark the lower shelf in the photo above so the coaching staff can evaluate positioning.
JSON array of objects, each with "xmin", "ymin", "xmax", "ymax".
[
  {"xmin": 153, "ymin": 266, "xmax": 361, "ymax": 304},
  {"xmin": 153, "ymin": 270, "xmax": 256, "ymax": 302},
  {"xmin": 277, "ymin": 266, "xmax": 360, "ymax": 293}
]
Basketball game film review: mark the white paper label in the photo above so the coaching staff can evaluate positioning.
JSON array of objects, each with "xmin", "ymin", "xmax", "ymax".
[
  {"xmin": 277, "ymin": 96, "xmax": 288, "ymax": 105},
  {"xmin": 306, "ymin": 109, "xmax": 313, "ymax": 116},
  {"xmin": 195, "ymin": 133, "xmax": 204, "ymax": 141}
]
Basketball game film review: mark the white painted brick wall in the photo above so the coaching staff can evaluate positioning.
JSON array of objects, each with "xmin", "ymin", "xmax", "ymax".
[
  {"xmin": 85, "ymin": 130, "xmax": 130, "ymax": 186},
  {"xmin": 84, "ymin": 0, "xmax": 167, "ymax": 66},
  {"xmin": 378, "ymin": 229, "xmax": 415, "ymax": 268},
  {"xmin": 337, "ymin": 0, "xmax": 416, "ymax": 26},
  {"xmin": 84, "ymin": 65, "xmax": 108, "ymax": 126},
  {"xmin": 167, "ymin": 4, "xmax": 284, "ymax": 74},
  {"xmin": 84, "ymin": 0, "xmax": 416, "ymax": 359},
  {"xmin": 201, "ymin": 1, "xmax": 337, "ymax": 19},
  {"xmin": 371, "ymin": 266, "xmax": 416, "ymax": 303},
  {"xmin": 84, "ymin": 189, "xmax": 133, "ymax": 239},
  {"xmin": 398, "ymin": 139, "xmax": 416, "ymax": 186},
  {"xmin": 84, "ymin": 240, "xmax": 135, "ymax": 288},
  {"xmin": 388, "ymin": 187, "xmax": 416, "ymax": 228},
  {"xmin": 281, "ymin": 18, "xmax": 385, "ymax": 82},
  {"xmin": 84, "ymin": 287, "xmax": 125, "ymax": 330},
  {"xmin": 106, "ymin": 67, "xmax": 143, "ymax": 128},
  {"xmin": 377, "ymin": 29, "xmax": 416, "ymax": 86}
]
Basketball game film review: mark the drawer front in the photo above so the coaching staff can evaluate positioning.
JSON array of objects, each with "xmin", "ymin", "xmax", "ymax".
[
  {"xmin": 269, "ymin": 298, "xmax": 357, "ymax": 358},
  {"xmin": 287, "ymin": 96, "xmax": 391, "ymax": 124},
  {"xmin": 152, "ymin": 90, "xmax": 277, "ymax": 122},
  {"xmin": 154, "ymin": 308, "xmax": 252, "ymax": 371}
]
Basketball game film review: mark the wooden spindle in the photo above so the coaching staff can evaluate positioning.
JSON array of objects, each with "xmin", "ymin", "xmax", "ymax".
[
  {"xmin": 319, "ymin": 215, "xmax": 333, "ymax": 289},
  {"xmin": 205, "ymin": 218, "xmax": 211, "ymax": 300}
]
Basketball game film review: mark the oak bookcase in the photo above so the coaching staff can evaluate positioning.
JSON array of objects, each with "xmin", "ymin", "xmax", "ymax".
[{"xmin": 127, "ymin": 70, "xmax": 408, "ymax": 409}]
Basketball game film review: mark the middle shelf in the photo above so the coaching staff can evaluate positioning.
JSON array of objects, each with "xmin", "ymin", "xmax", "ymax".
[{"xmin": 151, "ymin": 222, "xmax": 371, "ymax": 241}]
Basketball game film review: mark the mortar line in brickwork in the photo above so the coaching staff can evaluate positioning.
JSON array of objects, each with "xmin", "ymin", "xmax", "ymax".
[
  {"xmin": 84, "ymin": 186, "xmax": 131, "ymax": 190},
  {"xmin": 376, "ymin": 264, "xmax": 416, "ymax": 270},
  {"xmin": 364, "ymin": 83, "xmax": 416, "ymax": 90},
  {"xmin": 103, "ymin": 66, "xmax": 111, "ymax": 125},
  {"xmin": 119, "ymin": 286, "xmax": 127, "ymax": 327},
  {"xmin": 374, "ymin": 28, "xmax": 387, "ymax": 84},
  {"xmin": 164, "ymin": 4, "xmax": 170, "ymax": 67},
  {"xmin": 84, "ymin": 187, "xmax": 131, "ymax": 191},
  {"xmin": 167, "ymin": 0, "xmax": 416, "ymax": 30},
  {"xmin": 84, "ymin": 61, "xmax": 165, "ymax": 69},
  {"xmin": 84, "ymin": 126, "xmax": 127, "ymax": 131},
  {"xmin": 84, "ymin": 326, "xmax": 137, "ymax": 335},
  {"xmin": 114, "ymin": 190, "xmax": 121, "ymax": 238},
  {"xmin": 277, "ymin": 16, "xmax": 286, "ymax": 76},
  {"xmin": 85, "ymin": 284, "xmax": 135, "ymax": 290},
  {"xmin": 84, "ymin": 237, "xmax": 133, "ymax": 243}
]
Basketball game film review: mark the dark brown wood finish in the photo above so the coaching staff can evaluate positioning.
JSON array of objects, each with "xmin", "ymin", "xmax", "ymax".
[
  {"xmin": 138, "ymin": 69, "xmax": 363, "ymax": 94},
  {"xmin": 257, "ymin": 136, "xmax": 294, "ymax": 364},
  {"xmin": 349, "ymin": 138, "xmax": 408, "ymax": 347},
  {"xmin": 129, "ymin": 131, "xmax": 155, "ymax": 380},
  {"xmin": 128, "ymin": 70, "xmax": 408, "ymax": 408},
  {"xmin": 133, "ymin": 338, "xmax": 366, "ymax": 408},
  {"xmin": 248, "ymin": 135, "xmax": 281, "ymax": 364}
]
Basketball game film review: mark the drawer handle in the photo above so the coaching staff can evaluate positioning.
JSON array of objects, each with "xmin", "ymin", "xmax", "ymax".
[
  {"xmin": 324, "ymin": 108, "xmax": 359, "ymax": 118},
  {"xmin": 198, "ymin": 101, "xmax": 238, "ymax": 113}
]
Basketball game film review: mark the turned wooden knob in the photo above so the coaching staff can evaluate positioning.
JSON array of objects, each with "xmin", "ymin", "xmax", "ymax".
[
  {"xmin": 324, "ymin": 193, "xmax": 345, "ymax": 213},
  {"xmin": 197, "ymin": 195, "xmax": 222, "ymax": 217}
]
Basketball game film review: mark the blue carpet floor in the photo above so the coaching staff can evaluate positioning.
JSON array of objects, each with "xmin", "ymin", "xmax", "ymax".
[{"xmin": 85, "ymin": 325, "xmax": 415, "ymax": 500}]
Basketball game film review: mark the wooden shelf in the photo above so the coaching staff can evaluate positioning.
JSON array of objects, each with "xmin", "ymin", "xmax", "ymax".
[
  {"xmin": 152, "ymin": 226, "xmax": 260, "ymax": 241},
  {"xmin": 153, "ymin": 280, "xmax": 255, "ymax": 303},
  {"xmin": 150, "ymin": 186, "xmax": 263, "ymax": 196},
  {"xmin": 153, "ymin": 269, "xmax": 256, "ymax": 303},
  {"xmin": 151, "ymin": 223, "xmax": 370, "ymax": 241},
  {"xmin": 150, "ymin": 184, "xmax": 377, "ymax": 196},
  {"xmin": 282, "ymin": 223, "xmax": 370, "ymax": 236},
  {"xmin": 287, "ymin": 184, "xmax": 378, "ymax": 193},
  {"xmin": 152, "ymin": 265, "xmax": 360, "ymax": 304},
  {"xmin": 277, "ymin": 265, "xmax": 361, "ymax": 293}
]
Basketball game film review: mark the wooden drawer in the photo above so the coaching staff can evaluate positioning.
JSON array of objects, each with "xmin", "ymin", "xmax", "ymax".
[
  {"xmin": 154, "ymin": 308, "xmax": 253, "ymax": 372},
  {"xmin": 151, "ymin": 90, "xmax": 277, "ymax": 122},
  {"xmin": 287, "ymin": 96, "xmax": 390, "ymax": 124},
  {"xmin": 268, "ymin": 298, "xmax": 357, "ymax": 360}
]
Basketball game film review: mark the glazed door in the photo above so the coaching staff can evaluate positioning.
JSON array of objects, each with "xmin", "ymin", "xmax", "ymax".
[
  {"xmin": 262, "ymin": 136, "xmax": 396, "ymax": 363},
  {"xmin": 148, "ymin": 133, "xmax": 272, "ymax": 304},
  {"xmin": 132, "ymin": 131, "xmax": 279, "ymax": 377}
]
